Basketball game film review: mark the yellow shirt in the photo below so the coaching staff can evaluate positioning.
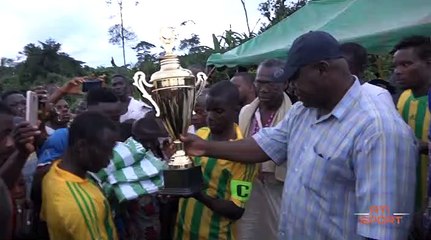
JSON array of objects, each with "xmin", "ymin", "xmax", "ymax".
[
  {"xmin": 397, "ymin": 89, "xmax": 430, "ymax": 210},
  {"xmin": 174, "ymin": 125, "xmax": 258, "ymax": 240},
  {"xmin": 41, "ymin": 160, "xmax": 117, "ymax": 240}
]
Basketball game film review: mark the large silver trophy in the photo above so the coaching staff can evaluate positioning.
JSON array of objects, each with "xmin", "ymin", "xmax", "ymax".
[{"xmin": 133, "ymin": 27, "xmax": 207, "ymax": 195}]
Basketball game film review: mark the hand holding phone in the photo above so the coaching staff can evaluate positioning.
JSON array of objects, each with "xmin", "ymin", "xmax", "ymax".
[
  {"xmin": 82, "ymin": 79, "xmax": 103, "ymax": 92},
  {"xmin": 60, "ymin": 77, "xmax": 85, "ymax": 95},
  {"xmin": 13, "ymin": 121, "xmax": 40, "ymax": 154}
]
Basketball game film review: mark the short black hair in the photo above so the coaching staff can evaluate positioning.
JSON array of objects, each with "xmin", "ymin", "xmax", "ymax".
[
  {"xmin": 232, "ymin": 72, "xmax": 255, "ymax": 85},
  {"xmin": 393, "ymin": 36, "xmax": 431, "ymax": 61},
  {"xmin": 196, "ymin": 88, "xmax": 209, "ymax": 104},
  {"xmin": 86, "ymin": 88, "xmax": 118, "ymax": 106},
  {"xmin": 119, "ymin": 120, "xmax": 135, "ymax": 142},
  {"xmin": 260, "ymin": 59, "xmax": 285, "ymax": 69},
  {"xmin": 1, "ymin": 90, "xmax": 23, "ymax": 101},
  {"xmin": 132, "ymin": 111, "xmax": 168, "ymax": 140},
  {"xmin": 111, "ymin": 74, "xmax": 132, "ymax": 86},
  {"xmin": 259, "ymin": 59, "xmax": 287, "ymax": 82},
  {"xmin": 340, "ymin": 42, "xmax": 368, "ymax": 73},
  {"xmin": 0, "ymin": 102, "xmax": 14, "ymax": 115},
  {"xmin": 69, "ymin": 111, "xmax": 118, "ymax": 147},
  {"xmin": 111, "ymin": 74, "xmax": 127, "ymax": 81},
  {"xmin": 208, "ymin": 80, "xmax": 240, "ymax": 106}
]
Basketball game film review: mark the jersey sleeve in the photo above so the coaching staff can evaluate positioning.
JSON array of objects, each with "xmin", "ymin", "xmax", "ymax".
[{"xmin": 228, "ymin": 162, "xmax": 258, "ymax": 208}]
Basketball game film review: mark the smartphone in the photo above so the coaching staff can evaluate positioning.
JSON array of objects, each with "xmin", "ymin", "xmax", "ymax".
[
  {"xmin": 82, "ymin": 79, "xmax": 103, "ymax": 92},
  {"xmin": 25, "ymin": 91, "xmax": 38, "ymax": 127}
]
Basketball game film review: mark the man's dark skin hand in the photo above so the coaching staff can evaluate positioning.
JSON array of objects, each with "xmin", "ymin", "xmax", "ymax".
[
  {"xmin": 0, "ymin": 121, "xmax": 40, "ymax": 188},
  {"xmin": 419, "ymin": 140, "xmax": 428, "ymax": 155},
  {"xmin": 32, "ymin": 87, "xmax": 53, "ymax": 150},
  {"xmin": 161, "ymin": 190, "xmax": 245, "ymax": 221}
]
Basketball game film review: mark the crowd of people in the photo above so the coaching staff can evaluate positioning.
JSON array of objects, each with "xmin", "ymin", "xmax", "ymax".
[{"xmin": 0, "ymin": 30, "xmax": 430, "ymax": 240}]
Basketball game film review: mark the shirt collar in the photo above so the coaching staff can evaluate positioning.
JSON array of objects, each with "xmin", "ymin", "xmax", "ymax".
[
  {"xmin": 316, "ymin": 76, "xmax": 361, "ymax": 123},
  {"xmin": 53, "ymin": 160, "xmax": 88, "ymax": 183},
  {"xmin": 234, "ymin": 123, "xmax": 243, "ymax": 140}
]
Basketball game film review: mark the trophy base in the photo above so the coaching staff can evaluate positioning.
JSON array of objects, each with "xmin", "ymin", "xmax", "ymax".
[{"xmin": 159, "ymin": 165, "xmax": 204, "ymax": 196}]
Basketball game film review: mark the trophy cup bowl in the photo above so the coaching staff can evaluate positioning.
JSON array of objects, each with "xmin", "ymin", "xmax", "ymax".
[{"xmin": 133, "ymin": 27, "xmax": 207, "ymax": 195}]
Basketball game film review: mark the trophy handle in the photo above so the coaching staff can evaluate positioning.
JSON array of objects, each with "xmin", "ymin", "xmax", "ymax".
[
  {"xmin": 133, "ymin": 71, "xmax": 161, "ymax": 117},
  {"xmin": 195, "ymin": 72, "xmax": 208, "ymax": 99}
]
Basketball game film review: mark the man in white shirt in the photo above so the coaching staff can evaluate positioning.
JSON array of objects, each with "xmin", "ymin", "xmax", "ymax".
[
  {"xmin": 341, "ymin": 42, "xmax": 396, "ymax": 109},
  {"xmin": 111, "ymin": 74, "xmax": 152, "ymax": 122}
]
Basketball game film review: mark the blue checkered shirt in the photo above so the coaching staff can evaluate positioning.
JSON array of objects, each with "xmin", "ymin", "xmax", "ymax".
[{"xmin": 253, "ymin": 80, "xmax": 417, "ymax": 240}]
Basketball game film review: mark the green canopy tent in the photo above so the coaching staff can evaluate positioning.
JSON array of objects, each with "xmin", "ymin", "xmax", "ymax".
[{"xmin": 207, "ymin": 0, "xmax": 431, "ymax": 67}]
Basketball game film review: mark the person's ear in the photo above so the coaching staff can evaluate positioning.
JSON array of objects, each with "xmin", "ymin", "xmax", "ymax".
[
  {"xmin": 283, "ymin": 81, "xmax": 289, "ymax": 92},
  {"xmin": 317, "ymin": 61, "xmax": 330, "ymax": 76},
  {"xmin": 75, "ymin": 139, "xmax": 88, "ymax": 156}
]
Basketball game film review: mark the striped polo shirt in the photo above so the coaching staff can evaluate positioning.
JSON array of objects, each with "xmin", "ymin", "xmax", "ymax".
[{"xmin": 254, "ymin": 80, "xmax": 417, "ymax": 239}]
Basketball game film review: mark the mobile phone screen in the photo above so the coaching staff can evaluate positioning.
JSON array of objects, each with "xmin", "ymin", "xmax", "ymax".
[
  {"xmin": 82, "ymin": 80, "xmax": 102, "ymax": 92},
  {"xmin": 25, "ymin": 91, "xmax": 39, "ymax": 126}
]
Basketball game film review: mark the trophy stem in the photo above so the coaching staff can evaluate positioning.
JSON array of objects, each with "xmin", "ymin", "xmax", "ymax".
[
  {"xmin": 174, "ymin": 140, "xmax": 184, "ymax": 152},
  {"xmin": 169, "ymin": 140, "xmax": 194, "ymax": 169}
]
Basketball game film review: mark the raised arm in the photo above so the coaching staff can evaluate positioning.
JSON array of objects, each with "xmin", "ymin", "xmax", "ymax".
[
  {"xmin": 182, "ymin": 104, "xmax": 294, "ymax": 165},
  {"xmin": 181, "ymin": 135, "xmax": 268, "ymax": 164}
]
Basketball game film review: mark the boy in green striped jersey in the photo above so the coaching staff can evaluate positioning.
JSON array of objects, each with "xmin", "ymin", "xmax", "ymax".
[
  {"xmin": 394, "ymin": 36, "xmax": 431, "ymax": 213},
  {"xmin": 394, "ymin": 36, "xmax": 431, "ymax": 239},
  {"xmin": 174, "ymin": 81, "xmax": 258, "ymax": 240}
]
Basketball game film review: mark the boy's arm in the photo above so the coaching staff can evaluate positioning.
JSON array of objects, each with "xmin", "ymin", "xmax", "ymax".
[
  {"xmin": 193, "ymin": 192, "xmax": 244, "ymax": 220},
  {"xmin": 193, "ymin": 161, "xmax": 257, "ymax": 221}
]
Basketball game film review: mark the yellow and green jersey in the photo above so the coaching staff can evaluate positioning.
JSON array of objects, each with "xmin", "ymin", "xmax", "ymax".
[
  {"xmin": 41, "ymin": 160, "xmax": 117, "ymax": 240},
  {"xmin": 174, "ymin": 125, "xmax": 258, "ymax": 240},
  {"xmin": 397, "ymin": 89, "xmax": 430, "ymax": 210}
]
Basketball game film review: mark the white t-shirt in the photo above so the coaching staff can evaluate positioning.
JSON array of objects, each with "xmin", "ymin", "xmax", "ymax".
[
  {"xmin": 187, "ymin": 125, "xmax": 196, "ymax": 134},
  {"xmin": 45, "ymin": 126, "xmax": 55, "ymax": 135},
  {"xmin": 361, "ymin": 82, "xmax": 396, "ymax": 110},
  {"xmin": 120, "ymin": 97, "xmax": 152, "ymax": 123}
]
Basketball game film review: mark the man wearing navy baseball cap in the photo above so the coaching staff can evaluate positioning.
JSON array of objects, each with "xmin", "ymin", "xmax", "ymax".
[{"xmin": 181, "ymin": 31, "xmax": 417, "ymax": 240}]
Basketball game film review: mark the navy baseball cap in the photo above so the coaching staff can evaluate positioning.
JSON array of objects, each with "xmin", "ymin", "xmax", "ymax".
[{"xmin": 278, "ymin": 31, "xmax": 343, "ymax": 81}]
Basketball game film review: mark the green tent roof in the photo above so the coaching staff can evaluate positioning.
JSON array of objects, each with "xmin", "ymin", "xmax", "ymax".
[{"xmin": 207, "ymin": 0, "xmax": 431, "ymax": 67}]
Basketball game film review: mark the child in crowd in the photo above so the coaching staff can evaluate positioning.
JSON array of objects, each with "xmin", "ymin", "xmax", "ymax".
[{"xmin": 175, "ymin": 81, "xmax": 257, "ymax": 240}]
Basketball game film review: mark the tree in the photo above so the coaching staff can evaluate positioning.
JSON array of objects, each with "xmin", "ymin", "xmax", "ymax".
[
  {"xmin": 258, "ymin": 0, "xmax": 308, "ymax": 32},
  {"xmin": 133, "ymin": 40, "xmax": 156, "ymax": 62},
  {"xmin": 0, "ymin": 58, "xmax": 15, "ymax": 67},
  {"xmin": 212, "ymin": 29, "xmax": 256, "ymax": 53},
  {"xmin": 179, "ymin": 34, "xmax": 201, "ymax": 53},
  {"xmin": 16, "ymin": 39, "xmax": 85, "ymax": 88},
  {"xmin": 240, "ymin": 0, "xmax": 252, "ymax": 37},
  {"xmin": 106, "ymin": 0, "xmax": 139, "ymax": 66}
]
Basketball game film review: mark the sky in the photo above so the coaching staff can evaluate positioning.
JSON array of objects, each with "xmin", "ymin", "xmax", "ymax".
[{"xmin": 0, "ymin": 0, "xmax": 265, "ymax": 67}]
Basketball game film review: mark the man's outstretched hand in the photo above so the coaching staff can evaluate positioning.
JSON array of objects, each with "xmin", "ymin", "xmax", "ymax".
[
  {"xmin": 60, "ymin": 77, "xmax": 85, "ymax": 95},
  {"xmin": 180, "ymin": 133, "xmax": 207, "ymax": 157}
]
